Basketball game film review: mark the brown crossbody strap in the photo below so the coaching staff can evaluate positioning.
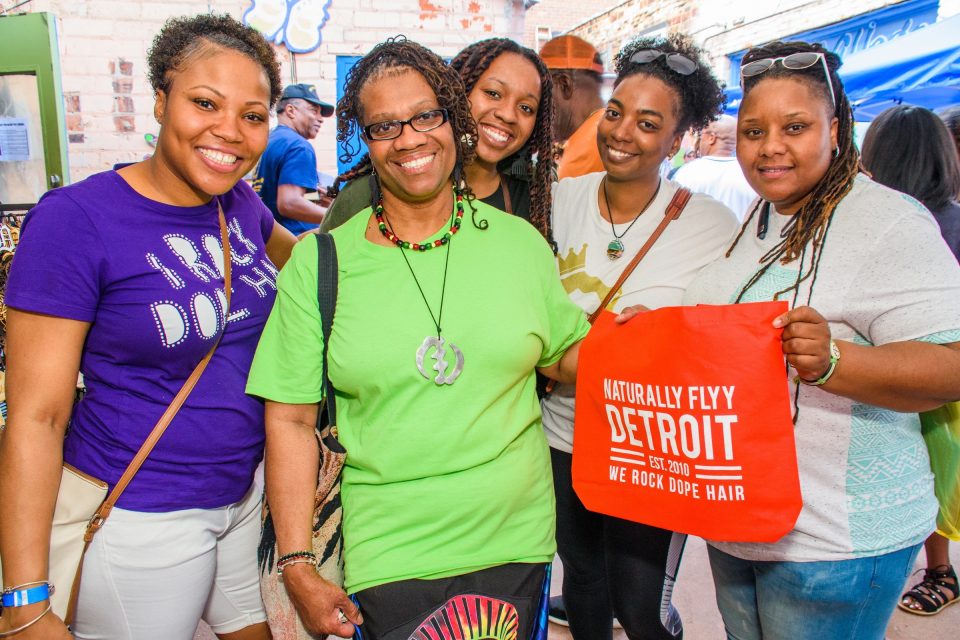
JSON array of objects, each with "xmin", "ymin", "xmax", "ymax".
[
  {"xmin": 588, "ymin": 187, "xmax": 691, "ymax": 323},
  {"xmin": 499, "ymin": 174, "xmax": 513, "ymax": 214},
  {"xmin": 66, "ymin": 203, "xmax": 232, "ymax": 622}
]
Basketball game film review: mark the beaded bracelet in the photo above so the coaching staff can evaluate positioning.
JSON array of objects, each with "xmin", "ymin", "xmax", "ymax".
[
  {"xmin": 277, "ymin": 556, "xmax": 318, "ymax": 575},
  {"xmin": 276, "ymin": 550, "xmax": 316, "ymax": 573},
  {"xmin": 0, "ymin": 602, "xmax": 52, "ymax": 637},
  {"xmin": 277, "ymin": 550, "xmax": 316, "ymax": 564}
]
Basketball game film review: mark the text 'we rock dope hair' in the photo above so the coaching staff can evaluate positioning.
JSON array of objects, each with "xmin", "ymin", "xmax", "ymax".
[
  {"xmin": 728, "ymin": 40, "xmax": 860, "ymax": 305},
  {"xmin": 147, "ymin": 13, "xmax": 283, "ymax": 108},
  {"xmin": 449, "ymin": 38, "xmax": 556, "ymax": 241},
  {"xmin": 613, "ymin": 33, "xmax": 725, "ymax": 135},
  {"xmin": 331, "ymin": 36, "xmax": 482, "ymax": 223}
]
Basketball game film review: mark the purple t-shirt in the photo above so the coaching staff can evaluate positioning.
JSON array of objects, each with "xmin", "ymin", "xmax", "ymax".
[{"xmin": 6, "ymin": 171, "xmax": 277, "ymax": 511}]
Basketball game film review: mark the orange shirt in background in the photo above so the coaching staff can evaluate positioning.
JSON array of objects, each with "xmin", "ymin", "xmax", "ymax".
[{"xmin": 557, "ymin": 109, "xmax": 604, "ymax": 180}]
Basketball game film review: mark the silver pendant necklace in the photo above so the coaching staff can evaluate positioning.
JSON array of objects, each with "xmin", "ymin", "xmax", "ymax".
[
  {"xmin": 382, "ymin": 207, "xmax": 464, "ymax": 385},
  {"xmin": 602, "ymin": 176, "xmax": 662, "ymax": 259}
]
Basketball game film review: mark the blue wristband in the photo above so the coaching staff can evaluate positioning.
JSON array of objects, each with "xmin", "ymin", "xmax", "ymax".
[{"xmin": 1, "ymin": 582, "xmax": 53, "ymax": 607}]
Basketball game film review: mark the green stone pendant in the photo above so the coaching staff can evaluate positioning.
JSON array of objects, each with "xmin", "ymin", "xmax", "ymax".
[{"xmin": 607, "ymin": 239, "xmax": 625, "ymax": 260}]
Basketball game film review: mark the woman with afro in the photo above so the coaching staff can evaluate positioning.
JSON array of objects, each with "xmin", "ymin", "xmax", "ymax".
[{"xmin": 543, "ymin": 33, "xmax": 738, "ymax": 640}]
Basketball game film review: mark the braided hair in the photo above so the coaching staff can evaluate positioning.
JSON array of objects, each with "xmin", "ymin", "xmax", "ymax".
[
  {"xmin": 332, "ymin": 37, "xmax": 478, "ymax": 217},
  {"xmin": 727, "ymin": 41, "xmax": 860, "ymax": 304},
  {"xmin": 449, "ymin": 38, "xmax": 555, "ymax": 240},
  {"xmin": 614, "ymin": 34, "xmax": 725, "ymax": 134}
]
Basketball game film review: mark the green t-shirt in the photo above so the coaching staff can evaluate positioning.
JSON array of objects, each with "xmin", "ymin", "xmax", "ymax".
[{"xmin": 247, "ymin": 201, "xmax": 589, "ymax": 593}]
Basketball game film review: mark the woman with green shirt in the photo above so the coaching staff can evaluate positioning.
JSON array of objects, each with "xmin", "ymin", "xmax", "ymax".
[
  {"xmin": 246, "ymin": 38, "xmax": 589, "ymax": 640},
  {"xmin": 319, "ymin": 37, "xmax": 556, "ymax": 241}
]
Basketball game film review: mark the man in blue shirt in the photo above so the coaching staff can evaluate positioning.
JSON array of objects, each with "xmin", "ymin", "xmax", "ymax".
[{"xmin": 253, "ymin": 84, "xmax": 334, "ymax": 234}]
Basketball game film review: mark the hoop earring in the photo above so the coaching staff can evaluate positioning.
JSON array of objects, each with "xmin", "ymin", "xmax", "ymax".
[{"xmin": 832, "ymin": 146, "xmax": 839, "ymax": 158}]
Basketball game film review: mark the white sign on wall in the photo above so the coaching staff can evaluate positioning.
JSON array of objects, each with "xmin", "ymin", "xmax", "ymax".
[{"xmin": 0, "ymin": 118, "xmax": 30, "ymax": 162}]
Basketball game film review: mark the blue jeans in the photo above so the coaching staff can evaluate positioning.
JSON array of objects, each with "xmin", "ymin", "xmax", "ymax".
[{"xmin": 707, "ymin": 543, "xmax": 921, "ymax": 640}]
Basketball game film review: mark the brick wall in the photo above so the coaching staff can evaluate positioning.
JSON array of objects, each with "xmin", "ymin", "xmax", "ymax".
[
  {"xmin": 521, "ymin": 0, "xmax": 621, "ymax": 51},
  {"xmin": 24, "ymin": 0, "xmax": 524, "ymax": 183},
  {"xmin": 567, "ymin": 0, "xmax": 697, "ymax": 69}
]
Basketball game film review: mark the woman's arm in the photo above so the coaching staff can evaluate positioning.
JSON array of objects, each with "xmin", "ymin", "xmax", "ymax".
[
  {"xmin": 265, "ymin": 220, "xmax": 298, "ymax": 270},
  {"xmin": 537, "ymin": 339, "xmax": 583, "ymax": 385},
  {"xmin": 777, "ymin": 306, "xmax": 960, "ymax": 412},
  {"xmin": 263, "ymin": 400, "xmax": 361, "ymax": 637},
  {"xmin": 0, "ymin": 309, "xmax": 89, "ymax": 638},
  {"xmin": 538, "ymin": 304, "xmax": 651, "ymax": 384}
]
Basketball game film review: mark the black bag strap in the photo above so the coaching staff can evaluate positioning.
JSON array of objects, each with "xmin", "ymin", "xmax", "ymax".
[{"xmin": 315, "ymin": 232, "xmax": 338, "ymax": 428}]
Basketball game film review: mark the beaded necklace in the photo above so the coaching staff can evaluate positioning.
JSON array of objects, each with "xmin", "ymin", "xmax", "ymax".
[
  {"xmin": 377, "ymin": 185, "xmax": 465, "ymax": 385},
  {"xmin": 376, "ymin": 190, "xmax": 464, "ymax": 250}
]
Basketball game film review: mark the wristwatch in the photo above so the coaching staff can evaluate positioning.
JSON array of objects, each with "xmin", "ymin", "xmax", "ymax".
[{"xmin": 796, "ymin": 340, "xmax": 840, "ymax": 386}]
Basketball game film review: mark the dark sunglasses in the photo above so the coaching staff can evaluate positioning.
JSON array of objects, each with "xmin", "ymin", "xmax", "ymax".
[
  {"xmin": 740, "ymin": 52, "xmax": 836, "ymax": 109},
  {"xmin": 629, "ymin": 49, "xmax": 698, "ymax": 76},
  {"xmin": 362, "ymin": 108, "xmax": 449, "ymax": 141}
]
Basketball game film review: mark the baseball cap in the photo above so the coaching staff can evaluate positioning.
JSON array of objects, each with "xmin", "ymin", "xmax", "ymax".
[
  {"xmin": 539, "ymin": 35, "xmax": 603, "ymax": 74},
  {"xmin": 281, "ymin": 84, "xmax": 335, "ymax": 117}
]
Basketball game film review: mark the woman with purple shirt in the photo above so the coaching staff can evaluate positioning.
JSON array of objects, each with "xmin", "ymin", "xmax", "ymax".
[{"xmin": 0, "ymin": 14, "xmax": 295, "ymax": 640}]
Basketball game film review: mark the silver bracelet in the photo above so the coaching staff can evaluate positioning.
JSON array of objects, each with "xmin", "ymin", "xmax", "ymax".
[{"xmin": 0, "ymin": 602, "xmax": 52, "ymax": 637}]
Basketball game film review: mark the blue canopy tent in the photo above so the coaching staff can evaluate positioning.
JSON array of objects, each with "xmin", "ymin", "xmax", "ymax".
[
  {"xmin": 842, "ymin": 13, "xmax": 960, "ymax": 119},
  {"xmin": 722, "ymin": 14, "xmax": 960, "ymax": 120}
]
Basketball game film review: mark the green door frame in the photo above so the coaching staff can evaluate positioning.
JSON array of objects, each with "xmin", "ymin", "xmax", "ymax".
[{"xmin": 0, "ymin": 12, "xmax": 70, "ymax": 190}]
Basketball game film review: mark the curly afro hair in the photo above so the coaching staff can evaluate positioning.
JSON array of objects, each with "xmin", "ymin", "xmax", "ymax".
[
  {"xmin": 148, "ymin": 13, "xmax": 282, "ymax": 107},
  {"xmin": 614, "ymin": 33, "xmax": 724, "ymax": 134},
  {"xmin": 449, "ymin": 38, "xmax": 555, "ymax": 241}
]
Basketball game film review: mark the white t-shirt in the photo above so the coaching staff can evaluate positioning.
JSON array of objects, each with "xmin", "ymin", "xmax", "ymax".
[
  {"xmin": 542, "ymin": 171, "xmax": 739, "ymax": 453},
  {"xmin": 683, "ymin": 175, "xmax": 960, "ymax": 562},
  {"xmin": 673, "ymin": 156, "xmax": 757, "ymax": 222}
]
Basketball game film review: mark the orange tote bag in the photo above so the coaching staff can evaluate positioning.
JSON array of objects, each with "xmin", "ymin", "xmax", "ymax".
[{"xmin": 572, "ymin": 301, "xmax": 801, "ymax": 542}]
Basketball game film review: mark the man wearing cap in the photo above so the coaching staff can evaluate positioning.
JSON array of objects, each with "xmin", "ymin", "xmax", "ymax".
[
  {"xmin": 252, "ymin": 83, "xmax": 334, "ymax": 234},
  {"xmin": 539, "ymin": 34, "xmax": 605, "ymax": 180}
]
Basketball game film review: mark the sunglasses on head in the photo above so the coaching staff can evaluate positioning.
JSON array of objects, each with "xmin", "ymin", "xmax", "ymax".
[
  {"xmin": 629, "ymin": 49, "xmax": 698, "ymax": 76},
  {"xmin": 740, "ymin": 51, "xmax": 836, "ymax": 109}
]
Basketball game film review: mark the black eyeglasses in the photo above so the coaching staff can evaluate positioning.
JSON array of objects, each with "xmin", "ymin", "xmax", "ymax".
[
  {"xmin": 629, "ymin": 49, "xmax": 698, "ymax": 75},
  {"xmin": 362, "ymin": 108, "xmax": 449, "ymax": 141},
  {"xmin": 740, "ymin": 52, "xmax": 836, "ymax": 109}
]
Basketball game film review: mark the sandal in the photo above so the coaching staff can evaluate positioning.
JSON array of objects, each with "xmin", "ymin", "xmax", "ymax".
[{"xmin": 898, "ymin": 564, "xmax": 959, "ymax": 616}]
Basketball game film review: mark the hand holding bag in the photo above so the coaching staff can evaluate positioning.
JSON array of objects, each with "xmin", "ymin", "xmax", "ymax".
[
  {"xmin": 258, "ymin": 232, "xmax": 346, "ymax": 640},
  {"xmin": 0, "ymin": 204, "xmax": 232, "ymax": 624},
  {"xmin": 572, "ymin": 301, "xmax": 802, "ymax": 542}
]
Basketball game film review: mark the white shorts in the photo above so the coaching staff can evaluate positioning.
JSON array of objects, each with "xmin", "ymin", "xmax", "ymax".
[{"xmin": 72, "ymin": 485, "xmax": 266, "ymax": 640}]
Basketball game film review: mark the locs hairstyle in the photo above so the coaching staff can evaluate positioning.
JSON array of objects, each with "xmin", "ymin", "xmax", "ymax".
[
  {"xmin": 862, "ymin": 105, "xmax": 960, "ymax": 213},
  {"xmin": 333, "ymin": 37, "xmax": 476, "ymax": 192},
  {"xmin": 613, "ymin": 33, "xmax": 725, "ymax": 134},
  {"xmin": 448, "ymin": 38, "xmax": 555, "ymax": 241},
  {"xmin": 727, "ymin": 40, "xmax": 860, "ymax": 305},
  {"xmin": 147, "ymin": 13, "xmax": 282, "ymax": 107}
]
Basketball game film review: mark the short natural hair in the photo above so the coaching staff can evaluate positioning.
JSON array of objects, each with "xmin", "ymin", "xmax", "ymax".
[
  {"xmin": 148, "ymin": 13, "xmax": 282, "ymax": 107},
  {"xmin": 614, "ymin": 33, "xmax": 724, "ymax": 134},
  {"xmin": 862, "ymin": 105, "xmax": 960, "ymax": 212}
]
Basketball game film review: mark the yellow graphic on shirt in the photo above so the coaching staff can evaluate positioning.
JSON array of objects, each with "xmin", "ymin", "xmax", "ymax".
[{"xmin": 557, "ymin": 243, "xmax": 621, "ymax": 311}]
